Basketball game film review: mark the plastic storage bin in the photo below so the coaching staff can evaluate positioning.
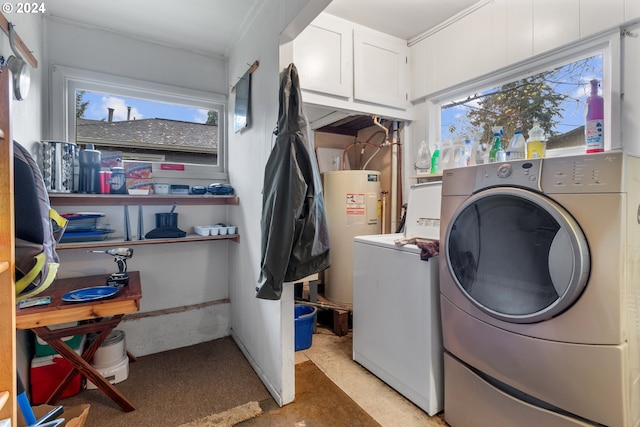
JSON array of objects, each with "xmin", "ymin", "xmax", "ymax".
[
  {"xmin": 34, "ymin": 322, "xmax": 83, "ymax": 357},
  {"xmin": 294, "ymin": 304, "xmax": 317, "ymax": 351},
  {"xmin": 30, "ymin": 335, "xmax": 86, "ymax": 404}
]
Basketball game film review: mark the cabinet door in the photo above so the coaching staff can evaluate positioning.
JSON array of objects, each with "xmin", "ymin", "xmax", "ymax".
[
  {"xmin": 292, "ymin": 14, "xmax": 352, "ymax": 98},
  {"xmin": 409, "ymin": 38, "xmax": 427, "ymax": 102},
  {"xmin": 353, "ymin": 27, "xmax": 408, "ymax": 109}
]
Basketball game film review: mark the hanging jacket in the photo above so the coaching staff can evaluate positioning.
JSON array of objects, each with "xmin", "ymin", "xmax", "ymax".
[{"xmin": 256, "ymin": 63, "xmax": 331, "ymax": 300}]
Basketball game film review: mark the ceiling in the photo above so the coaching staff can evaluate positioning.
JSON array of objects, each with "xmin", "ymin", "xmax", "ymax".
[{"xmin": 45, "ymin": 0, "xmax": 479, "ymax": 58}]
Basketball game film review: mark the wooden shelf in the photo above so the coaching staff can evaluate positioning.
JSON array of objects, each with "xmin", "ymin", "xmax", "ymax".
[
  {"xmin": 49, "ymin": 193, "xmax": 239, "ymax": 206},
  {"xmin": 0, "ymin": 262, "xmax": 7, "ymax": 274},
  {"xmin": 58, "ymin": 233, "xmax": 239, "ymax": 250},
  {"xmin": 411, "ymin": 172, "xmax": 442, "ymax": 182}
]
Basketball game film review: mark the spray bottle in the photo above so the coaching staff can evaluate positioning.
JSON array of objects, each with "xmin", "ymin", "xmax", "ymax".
[
  {"xmin": 585, "ymin": 79, "xmax": 604, "ymax": 153},
  {"xmin": 430, "ymin": 142, "xmax": 441, "ymax": 174},
  {"xmin": 464, "ymin": 135, "xmax": 475, "ymax": 166},
  {"xmin": 488, "ymin": 126, "xmax": 505, "ymax": 163}
]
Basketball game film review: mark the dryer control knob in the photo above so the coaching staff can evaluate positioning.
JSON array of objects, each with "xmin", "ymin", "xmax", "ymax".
[{"xmin": 497, "ymin": 164, "xmax": 513, "ymax": 178}]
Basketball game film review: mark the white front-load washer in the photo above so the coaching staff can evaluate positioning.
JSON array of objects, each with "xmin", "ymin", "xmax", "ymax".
[
  {"xmin": 353, "ymin": 181, "xmax": 443, "ymax": 415},
  {"xmin": 439, "ymin": 153, "xmax": 640, "ymax": 427}
]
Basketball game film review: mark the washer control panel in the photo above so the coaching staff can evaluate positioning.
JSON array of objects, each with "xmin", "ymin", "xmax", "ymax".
[
  {"xmin": 541, "ymin": 152, "xmax": 623, "ymax": 193},
  {"xmin": 474, "ymin": 159, "xmax": 542, "ymax": 192}
]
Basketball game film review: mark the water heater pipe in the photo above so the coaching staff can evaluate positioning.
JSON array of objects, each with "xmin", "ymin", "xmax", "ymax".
[
  {"xmin": 390, "ymin": 121, "xmax": 399, "ymax": 232},
  {"xmin": 381, "ymin": 191, "xmax": 388, "ymax": 234}
]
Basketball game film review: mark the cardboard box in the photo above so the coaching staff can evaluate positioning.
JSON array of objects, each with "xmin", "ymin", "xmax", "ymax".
[
  {"xmin": 100, "ymin": 150, "xmax": 123, "ymax": 169},
  {"xmin": 124, "ymin": 161, "xmax": 154, "ymax": 193},
  {"xmin": 18, "ymin": 404, "xmax": 90, "ymax": 427},
  {"xmin": 124, "ymin": 161, "xmax": 152, "ymax": 179}
]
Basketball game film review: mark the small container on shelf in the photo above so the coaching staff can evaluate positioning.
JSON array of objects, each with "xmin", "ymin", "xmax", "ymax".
[{"xmin": 193, "ymin": 225, "xmax": 212, "ymax": 237}]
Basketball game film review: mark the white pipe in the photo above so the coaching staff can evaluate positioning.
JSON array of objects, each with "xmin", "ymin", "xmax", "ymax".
[{"xmin": 391, "ymin": 121, "xmax": 399, "ymax": 233}]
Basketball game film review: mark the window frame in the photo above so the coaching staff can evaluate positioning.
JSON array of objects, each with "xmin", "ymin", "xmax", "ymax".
[
  {"xmin": 427, "ymin": 30, "xmax": 621, "ymax": 154},
  {"xmin": 50, "ymin": 65, "xmax": 228, "ymax": 177}
]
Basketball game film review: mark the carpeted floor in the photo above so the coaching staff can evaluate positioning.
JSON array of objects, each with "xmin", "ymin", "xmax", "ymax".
[
  {"xmin": 58, "ymin": 336, "xmax": 272, "ymax": 427},
  {"xmin": 237, "ymin": 360, "xmax": 381, "ymax": 427}
]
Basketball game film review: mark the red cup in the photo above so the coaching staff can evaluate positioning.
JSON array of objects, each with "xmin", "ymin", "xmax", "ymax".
[{"xmin": 99, "ymin": 171, "xmax": 112, "ymax": 194}]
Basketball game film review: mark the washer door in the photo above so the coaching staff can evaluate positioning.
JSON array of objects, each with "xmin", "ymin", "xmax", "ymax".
[{"xmin": 444, "ymin": 187, "xmax": 590, "ymax": 323}]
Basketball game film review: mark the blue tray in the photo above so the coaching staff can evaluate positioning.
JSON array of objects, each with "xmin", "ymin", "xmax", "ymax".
[
  {"xmin": 62, "ymin": 286, "xmax": 119, "ymax": 302},
  {"xmin": 60, "ymin": 229, "xmax": 114, "ymax": 243}
]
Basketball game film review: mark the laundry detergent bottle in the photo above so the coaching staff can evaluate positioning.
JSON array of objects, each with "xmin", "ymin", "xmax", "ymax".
[
  {"xmin": 452, "ymin": 136, "xmax": 466, "ymax": 168},
  {"xmin": 440, "ymin": 138, "xmax": 453, "ymax": 170},
  {"xmin": 527, "ymin": 121, "xmax": 546, "ymax": 159},
  {"xmin": 585, "ymin": 78, "xmax": 604, "ymax": 153},
  {"xmin": 464, "ymin": 135, "xmax": 475, "ymax": 166},
  {"xmin": 507, "ymin": 129, "xmax": 526, "ymax": 161}
]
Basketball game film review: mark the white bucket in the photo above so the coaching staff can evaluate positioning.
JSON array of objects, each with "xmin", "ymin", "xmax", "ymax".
[
  {"xmin": 86, "ymin": 356, "xmax": 129, "ymax": 389},
  {"xmin": 92, "ymin": 330, "xmax": 126, "ymax": 369}
]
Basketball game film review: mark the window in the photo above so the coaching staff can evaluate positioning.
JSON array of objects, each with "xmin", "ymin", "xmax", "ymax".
[
  {"xmin": 51, "ymin": 66, "xmax": 227, "ymax": 174},
  {"xmin": 429, "ymin": 33, "xmax": 619, "ymax": 155}
]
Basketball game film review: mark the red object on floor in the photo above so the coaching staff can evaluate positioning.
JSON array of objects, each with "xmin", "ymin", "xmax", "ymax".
[{"xmin": 30, "ymin": 354, "xmax": 82, "ymax": 404}]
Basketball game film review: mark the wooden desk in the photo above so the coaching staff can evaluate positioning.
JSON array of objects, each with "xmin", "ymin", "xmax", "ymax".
[{"xmin": 16, "ymin": 271, "xmax": 142, "ymax": 412}]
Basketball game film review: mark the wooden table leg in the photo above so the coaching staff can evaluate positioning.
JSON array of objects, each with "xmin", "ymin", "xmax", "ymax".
[
  {"xmin": 32, "ymin": 317, "xmax": 135, "ymax": 412},
  {"xmin": 39, "ymin": 317, "xmax": 122, "ymax": 402}
]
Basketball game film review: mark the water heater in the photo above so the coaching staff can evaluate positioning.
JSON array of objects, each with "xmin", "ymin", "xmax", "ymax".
[{"xmin": 323, "ymin": 170, "xmax": 381, "ymax": 304}]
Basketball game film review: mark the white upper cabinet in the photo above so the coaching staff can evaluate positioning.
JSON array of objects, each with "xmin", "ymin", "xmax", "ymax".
[
  {"xmin": 292, "ymin": 14, "xmax": 353, "ymax": 98},
  {"xmin": 293, "ymin": 13, "xmax": 410, "ymax": 116},
  {"xmin": 409, "ymin": 38, "xmax": 427, "ymax": 102},
  {"xmin": 353, "ymin": 27, "xmax": 408, "ymax": 109}
]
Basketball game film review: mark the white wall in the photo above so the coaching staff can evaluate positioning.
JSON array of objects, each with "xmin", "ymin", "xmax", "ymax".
[
  {"xmin": 4, "ymin": 15, "xmax": 43, "ymax": 147},
  {"xmin": 6, "ymin": 12, "xmax": 46, "ymax": 389},
  {"xmin": 43, "ymin": 18, "xmax": 234, "ymax": 357},
  {"xmin": 227, "ymin": 0, "xmax": 330, "ymax": 407}
]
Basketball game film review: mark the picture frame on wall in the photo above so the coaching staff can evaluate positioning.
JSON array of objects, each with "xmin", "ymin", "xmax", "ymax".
[{"xmin": 234, "ymin": 69, "xmax": 251, "ymax": 133}]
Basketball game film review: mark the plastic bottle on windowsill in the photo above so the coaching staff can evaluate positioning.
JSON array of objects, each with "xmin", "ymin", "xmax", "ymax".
[
  {"xmin": 506, "ymin": 129, "xmax": 526, "ymax": 161},
  {"xmin": 430, "ymin": 142, "xmax": 441, "ymax": 174},
  {"xmin": 488, "ymin": 126, "xmax": 505, "ymax": 163},
  {"xmin": 585, "ymin": 78, "xmax": 604, "ymax": 153},
  {"xmin": 526, "ymin": 121, "xmax": 546, "ymax": 159},
  {"xmin": 415, "ymin": 140, "xmax": 431, "ymax": 174}
]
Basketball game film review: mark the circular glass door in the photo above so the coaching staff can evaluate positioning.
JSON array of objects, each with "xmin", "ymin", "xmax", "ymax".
[{"xmin": 445, "ymin": 187, "xmax": 590, "ymax": 323}]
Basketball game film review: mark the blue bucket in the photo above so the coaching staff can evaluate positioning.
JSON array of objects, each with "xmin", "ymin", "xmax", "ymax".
[{"xmin": 294, "ymin": 304, "xmax": 317, "ymax": 351}]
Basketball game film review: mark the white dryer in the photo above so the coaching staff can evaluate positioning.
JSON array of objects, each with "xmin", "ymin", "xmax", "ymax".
[
  {"xmin": 440, "ymin": 153, "xmax": 640, "ymax": 427},
  {"xmin": 353, "ymin": 181, "xmax": 443, "ymax": 415}
]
